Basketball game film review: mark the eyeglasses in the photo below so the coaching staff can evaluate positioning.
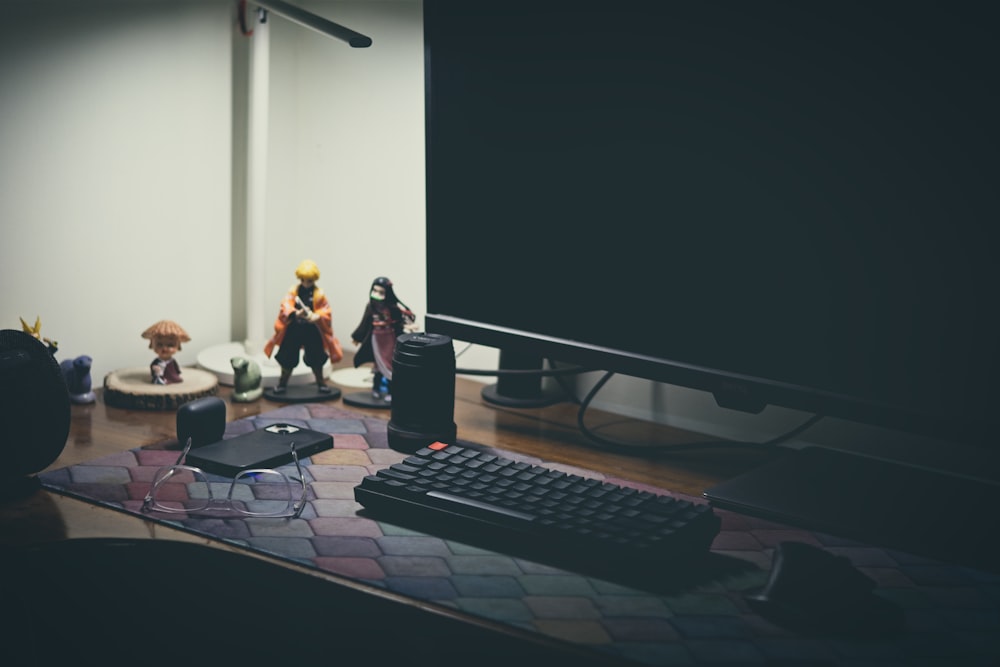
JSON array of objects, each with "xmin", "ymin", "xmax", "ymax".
[{"xmin": 142, "ymin": 437, "xmax": 307, "ymax": 518}]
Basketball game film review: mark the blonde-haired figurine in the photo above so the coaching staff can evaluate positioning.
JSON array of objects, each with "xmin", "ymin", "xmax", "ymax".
[
  {"xmin": 264, "ymin": 259, "xmax": 343, "ymax": 395},
  {"xmin": 20, "ymin": 316, "xmax": 58, "ymax": 354},
  {"xmin": 141, "ymin": 320, "xmax": 191, "ymax": 385}
]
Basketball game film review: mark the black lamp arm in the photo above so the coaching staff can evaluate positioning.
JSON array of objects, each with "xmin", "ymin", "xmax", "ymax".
[{"xmin": 253, "ymin": 0, "xmax": 373, "ymax": 47}]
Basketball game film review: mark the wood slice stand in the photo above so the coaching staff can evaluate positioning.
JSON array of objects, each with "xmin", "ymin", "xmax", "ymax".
[{"xmin": 103, "ymin": 366, "xmax": 219, "ymax": 411}]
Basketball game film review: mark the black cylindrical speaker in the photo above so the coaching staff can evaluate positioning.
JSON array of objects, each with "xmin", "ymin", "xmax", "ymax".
[
  {"xmin": 0, "ymin": 329, "xmax": 71, "ymax": 499},
  {"xmin": 386, "ymin": 332, "xmax": 457, "ymax": 453}
]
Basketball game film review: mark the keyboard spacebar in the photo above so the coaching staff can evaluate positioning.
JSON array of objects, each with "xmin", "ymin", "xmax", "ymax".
[{"xmin": 426, "ymin": 491, "xmax": 537, "ymax": 522}]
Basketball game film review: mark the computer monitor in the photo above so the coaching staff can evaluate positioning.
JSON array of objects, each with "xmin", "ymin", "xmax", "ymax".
[
  {"xmin": 423, "ymin": 1, "xmax": 999, "ymax": 448},
  {"xmin": 422, "ymin": 0, "xmax": 1000, "ymax": 570}
]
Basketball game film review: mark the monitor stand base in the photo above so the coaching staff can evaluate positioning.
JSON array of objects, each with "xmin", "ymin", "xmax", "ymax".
[{"xmin": 480, "ymin": 349, "xmax": 565, "ymax": 408}]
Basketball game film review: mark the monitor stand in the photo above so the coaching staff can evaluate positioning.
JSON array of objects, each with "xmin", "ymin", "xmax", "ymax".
[
  {"xmin": 480, "ymin": 349, "xmax": 565, "ymax": 408},
  {"xmin": 704, "ymin": 446, "xmax": 1000, "ymax": 574}
]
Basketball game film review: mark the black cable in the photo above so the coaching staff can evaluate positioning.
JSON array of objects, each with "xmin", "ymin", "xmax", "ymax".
[
  {"xmin": 453, "ymin": 355, "xmax": 824, "ymax": 455},
  {"xmin": 455, "ymin": 364, "xmax": 591, "ymax": 378},
  {"xmin": 550, "ymin": 362, "xmax": 584, "ymax": 406},
  {"xmin": 453, "ymin": 344, "xmax": 590, "ymax": 378},
  {"xmin": 575, "ymin": 371, "xmax": 825, "ymax": 457},
  {"xmin": 452, "ymin": 346, "xmax": 591, "ymax": 378}
]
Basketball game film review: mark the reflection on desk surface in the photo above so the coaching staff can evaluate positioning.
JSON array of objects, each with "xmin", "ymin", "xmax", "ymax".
[{"xmin": 3, "ymin": 538, "xmax": 619, "ymax": 666}]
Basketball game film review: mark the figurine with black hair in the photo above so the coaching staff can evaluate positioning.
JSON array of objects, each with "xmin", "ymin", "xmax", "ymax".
[
  {"xmin": 344, "ymin": 276, "xmax": 416, "ymax": 408},
  {"xmin": 263, "ymin": 259, "xmax": 343, "ymax": 402}
]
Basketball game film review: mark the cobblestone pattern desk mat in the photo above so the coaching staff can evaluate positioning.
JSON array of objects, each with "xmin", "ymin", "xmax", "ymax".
[{"xmin": 39, "ymin": 403, "xmax": 1000, "ymax": 666}]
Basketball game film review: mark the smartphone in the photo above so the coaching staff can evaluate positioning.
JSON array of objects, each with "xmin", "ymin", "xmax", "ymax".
[{"xmin": 184, "ymin": 423, "xmax": 333, "ymax": 477}]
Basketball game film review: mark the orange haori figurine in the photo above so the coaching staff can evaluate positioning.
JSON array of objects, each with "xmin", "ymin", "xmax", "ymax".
[
  {"xmin": 141, "ymin": 320, "xmax": 191, "ymax": 385},
  {"xmin": 264, "ymin": 259, "xmax": 343, "ymax": 394}
]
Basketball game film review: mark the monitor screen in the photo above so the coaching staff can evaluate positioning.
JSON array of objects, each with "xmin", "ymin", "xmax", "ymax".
[{"xmin": 423, "ymin": 1, "xmax": 999, "ymax": 446}]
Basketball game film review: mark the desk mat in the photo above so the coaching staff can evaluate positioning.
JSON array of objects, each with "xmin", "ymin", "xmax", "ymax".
[{"xmin": 39, "ymin": 403, "xmax": 1000, "ymax": 665}]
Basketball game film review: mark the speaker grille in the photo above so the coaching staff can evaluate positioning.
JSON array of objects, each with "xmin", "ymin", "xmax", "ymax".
[{"xmin": 0, "ymin": 329, "xmax": 71, "ymax": 477}]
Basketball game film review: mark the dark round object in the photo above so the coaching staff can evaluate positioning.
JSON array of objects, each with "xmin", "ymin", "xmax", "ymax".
[
  {"xmin": 0, "ymin": 329, "xmax": 70, "ymax": 493},
  {"xmin": 262, "ymin": 383, "xmax": 341, "ymax": 403},
  {"xmin": 343, "ymin": 390, "xmax": 392, "ymax": 409},
  {"xmin": 387, "ymin": 332, "xmax": 457, "ymax": 453}
]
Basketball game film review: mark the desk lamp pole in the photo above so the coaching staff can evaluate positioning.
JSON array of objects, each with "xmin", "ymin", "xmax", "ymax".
[
  {"xmin": 244, "ymin": 7, "xmax": 269, "ymax": 358},
  {"xmin": 197, "ymin": 2, "xmax": 371, "ymax": 385}
]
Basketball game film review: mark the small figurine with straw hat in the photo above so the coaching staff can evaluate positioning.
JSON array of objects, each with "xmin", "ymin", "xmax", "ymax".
[{"xmin": 141, "ymin": 320, "xmax": 191, "ymax": 385}]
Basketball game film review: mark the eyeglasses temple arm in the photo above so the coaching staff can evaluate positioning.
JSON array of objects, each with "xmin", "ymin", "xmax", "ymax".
[
  {"xmin": 289, "ymin": 442, "xmax": 307, "ymax": 517},
  {"xmin": 175, "ymin": 437, "xmax": 194, "ymax": 466}
]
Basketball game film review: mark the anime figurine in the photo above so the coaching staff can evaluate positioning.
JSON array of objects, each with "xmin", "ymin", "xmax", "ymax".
[
  {"xmin": 60, "ymin": 354, "xmax": 96, "ymax": 404},
  {"xmin": 141, "ymin": 320, "xmax": 191, "ymax": 385},
  {"xmin": 263, "ymin": 259, "xmax": 343, "ymax": 394},
  {"xmin": 350, "ymin": 276, "xmax": 416, "ymax": 405},
  {"xmin": 20, "ymin": 316, "xmax": 58, "ymax": 355},
  {"xmin": 231, "ymin": 355, "xmax": 263, "ymax": 402}
]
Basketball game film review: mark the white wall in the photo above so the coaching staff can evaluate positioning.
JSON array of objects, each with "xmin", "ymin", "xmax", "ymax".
[{"xmin": 0, "ymin": 0, "xmax": 233, "ymax": 383}]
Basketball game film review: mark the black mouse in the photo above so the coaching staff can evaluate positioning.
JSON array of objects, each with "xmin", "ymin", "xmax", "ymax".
[{"xmin": 746, "ymin": 541, "xmax": 903, "ymax": 637}]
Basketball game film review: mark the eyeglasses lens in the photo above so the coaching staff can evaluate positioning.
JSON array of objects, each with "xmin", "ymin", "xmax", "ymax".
[{"xmin": 230, "ymin": 470, "xmax": 295, "ymax": 516}]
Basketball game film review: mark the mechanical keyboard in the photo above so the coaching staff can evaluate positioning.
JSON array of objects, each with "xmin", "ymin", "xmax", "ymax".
[{"xmin": 354, "ymin": 442, "xmax": 722, "ymax": 588}]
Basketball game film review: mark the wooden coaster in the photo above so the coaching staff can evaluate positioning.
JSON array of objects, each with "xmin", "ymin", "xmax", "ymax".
[{"xmin": 103, "ymin": 366, "xmax": 219, "ymax": 411}]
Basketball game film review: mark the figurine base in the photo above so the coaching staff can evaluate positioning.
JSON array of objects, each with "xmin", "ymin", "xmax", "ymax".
[
  {"xmin": 69, "ymin": 392, "xmax": 97, "ymax": 405},
  {"xmin": 480, "ymin": 383, "xmax": 565, "ymax": 408},
  {"xmin": 103, "ymin": 367, "xmax": 220, "ymax": 411},
  {"xmin": 342, "ymin": 391, "xmax": 392, "ymax": 410},
  {"xmin": 263, "ymin": 384, "xmax": 341, "ymax": 403},
  {"xmin": 232, "ymin": 388, "xmax": 264, "ymax": 403}
]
